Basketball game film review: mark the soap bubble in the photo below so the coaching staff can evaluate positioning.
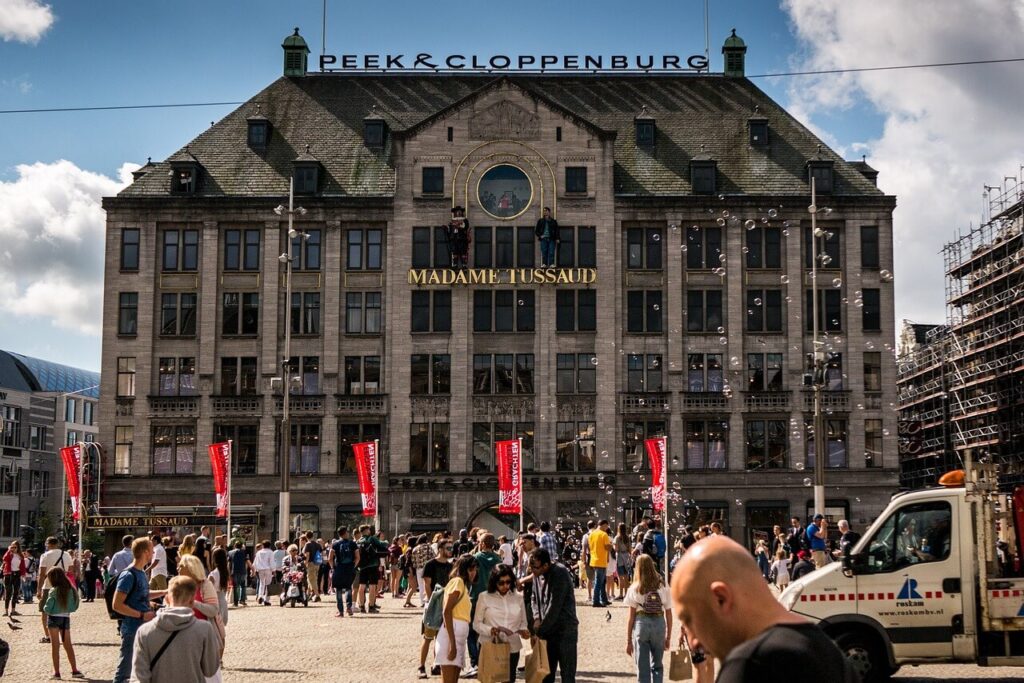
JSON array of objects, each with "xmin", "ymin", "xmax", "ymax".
[
  {"xmin": 880, "ymin": 269, "xmax": 893, "ymax": 282},
  {"xmin": 590, "ymin": 357, "xmax": 599, "ymax": 365},
  {"xmin": 518, "ymin": 299, "xmax": 524, "ymax": 306},
  {"xmin": 719, "ymin": 336, "xmax": 728, "ymax": 345},
  {"xmin": 716, "ymin": 217, "xmax": 726, "ymax": 227},
  {"xmin": 735, "ymin": 499, "xmax": 743, "ymax": 507},
  {"xmin": 832, "ymin": 278, "xmax": 842, "ymax": 288},
  {"xmin": 768, "ymin": 208, "xmax": 778, "ymax": 218},
  {"xmin": 722, "ymin": 210, "xmax": 730, "ymax": 218},
  {"xmin": 652, "ymin": 304, "xmax": 660, "ymax": 311},
  {"xmin": 780, "ymin": 275, "xmax": 790, "ymax": 284},
  {"xmin": 652, "ymin": 233, "xmax": 661, "ymax": 242},
  {"xmin": 601, "ymin": 450, "xmax": 609, "ymax": 458},
  {"xmin": 754, "ymin": 297, "xmax": 763, "ymax": 306},
  {"xmin": 717, "ymin": 326, "xmax": 725, "ymax": 334},
  {"xmin": 744, "ymin": 219, "xmax": 756, "ymax": 230},
  {"xmin": 718, "ymin": 194, "xmax": 725, "ymax": 201},
  {"xmin": 803, "ymin": 478, "xmax": 812, "ymax": 487},
  {"xmin": 782, "ymin": 228, "xmax": 790, "ymax": 237},
  {"xmin": 794, "ymin": 462, "xmax": 805, "ymax": 471}
]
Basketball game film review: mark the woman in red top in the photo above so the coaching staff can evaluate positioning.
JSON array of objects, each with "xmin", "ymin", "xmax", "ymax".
[{"xmin": 3, "ymin": 540, "xmax": 28, "ymax": 616}]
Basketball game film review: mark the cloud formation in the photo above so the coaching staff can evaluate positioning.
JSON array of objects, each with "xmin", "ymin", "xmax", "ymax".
[
  {"xmin": 0, "ymin": 160, "xmax": 137, "ymax": 336},
  {"xmin": 781, "ymin": 0, "xmax": 1024, "ymax": 326},
  {"xmin": 0, "ymin": 0, "xmax": 54, "ymax": 43}
]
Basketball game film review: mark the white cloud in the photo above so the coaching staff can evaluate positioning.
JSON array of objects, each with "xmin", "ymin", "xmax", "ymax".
[
  {"xmin": 0, "ymin": 160, "xmax": 138, "ymax": 336},
  {"xmin": 781, "ymin": 0, "xmax": 1024, "ymax": 326},
  {"xmin": 0, "ymin": 0, "xmax": 54, "ymax": 43}
]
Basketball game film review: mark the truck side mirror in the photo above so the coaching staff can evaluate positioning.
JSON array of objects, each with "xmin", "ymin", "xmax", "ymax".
[{"xmin": 842, "ymin": 552, "xmax": 866, "ymax": 578}]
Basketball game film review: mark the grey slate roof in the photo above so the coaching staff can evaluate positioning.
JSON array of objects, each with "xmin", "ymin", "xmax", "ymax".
[{"xmin": 119, "ymin": 74, "xmax": 885, "ymax": 199}]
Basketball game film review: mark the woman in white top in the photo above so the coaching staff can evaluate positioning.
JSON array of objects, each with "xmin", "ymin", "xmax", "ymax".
[
  {"xmin": 472, "ymin": 563, "xmax": 530, "ymax": 683},
  {"xmin": 253, "ymin": 540, "xmax": 276, "ymax": 605},
  {"xmin": 624, "ymin": 554, "xmax": 672, "ymax": 683},
  {"xmin": 770, "ymin": 549, "xmax": 790, "ymax": 590}
]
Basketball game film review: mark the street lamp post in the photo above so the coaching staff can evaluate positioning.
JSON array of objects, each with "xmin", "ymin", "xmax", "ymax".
[
  {"xmin": 809, "ymin": 178, "xmax": 826, "ymax": 518},
  {"xmin": 75, "ymin": 441, "xmax": 102, "ymax": 562},
  {"xmin": 275, "ymin": 179, "xmax": 307, "ymax": 543}
]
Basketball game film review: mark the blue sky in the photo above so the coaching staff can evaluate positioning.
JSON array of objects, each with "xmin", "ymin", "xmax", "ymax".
[{"xmin": 2, "ymin": 0, "xmax": 1019, "ymax": 372}]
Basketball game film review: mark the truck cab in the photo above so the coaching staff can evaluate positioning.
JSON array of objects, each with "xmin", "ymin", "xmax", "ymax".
[{"xmin": 779, "ymin": 462, "xmax": 1024, "ymax": 681}]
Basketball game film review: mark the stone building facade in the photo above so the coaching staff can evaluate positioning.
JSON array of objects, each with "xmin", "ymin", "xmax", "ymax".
[{"xmin": 98, "ymin": 31, "xmax": 899, "ymax": 546}]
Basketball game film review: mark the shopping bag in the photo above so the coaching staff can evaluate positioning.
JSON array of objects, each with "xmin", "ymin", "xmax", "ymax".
[
  {"xmin": 668, "ymin": 648, "xmax": 693, "ymax": 681},
  {"xmin": 524, "ymin": 638, "xmax": 550, "ymax": 683},
  {"xmin": 266, "ymin": 580, "xmax": 282, "ymax": 597},
  {"xmin": 477, "ymin": 638, "xmax": 511, "ymax": 683}
]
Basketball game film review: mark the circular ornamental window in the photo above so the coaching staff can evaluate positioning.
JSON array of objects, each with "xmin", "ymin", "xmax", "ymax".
[{"xmin": 477, "ymin": 164, "xmax": 533, "ymax": 220}]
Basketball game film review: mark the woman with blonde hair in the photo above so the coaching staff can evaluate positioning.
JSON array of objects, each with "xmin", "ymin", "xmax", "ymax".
[
  {"xmin": 179, "ymin": 533, "xmax": 197, "ymax": 558},
  {"xmin": 624, "ymin": 554, "xmax": 672, "ymax": 683}
]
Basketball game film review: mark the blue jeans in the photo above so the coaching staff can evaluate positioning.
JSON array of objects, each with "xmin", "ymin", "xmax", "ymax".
[
  {"xmin": 114, "ymin": 618, "xmax": 141, "ymax": 683},
  {"xmin": 333, "ymin": 565, "xmax": 355, "ymax": 614},
  {"xmin": 540, "ymin": 238, "xmax": 556, "ymax": 266},
  {"xmin": 592, "ymin": 567, "xmax": 608, "ymax": 605},
  {"xmin": 633, "ymin": 614, "xmax": 666, "ymax": 683},
  {"xmin": 232, "ymin": 572, "xmax": 248, "ymax": 605}
]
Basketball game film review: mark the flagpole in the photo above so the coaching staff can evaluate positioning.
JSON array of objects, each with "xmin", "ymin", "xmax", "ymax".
[
  {"xmin": 517, "ymin": 438, "xmax": 524, "ymax": 532},
  {"xmin": 373, "ymin": 439, "xmax": 380, "ymax": 532},
  {"xmin": 227, "ymin": 439, "xmax": 233, "ymax": 543},
  {"xmin": 76, "ymin": 442, "xmax": 84, "ymax": 570},
  {"xmin": 662, "ymin": 437, "xmax": 669, "ymax": 577}
]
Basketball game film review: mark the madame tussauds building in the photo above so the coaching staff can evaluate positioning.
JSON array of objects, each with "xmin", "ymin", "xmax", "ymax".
[{"xmin": 97, "ymin": 29, "xmax": 899, "ymax": 548}]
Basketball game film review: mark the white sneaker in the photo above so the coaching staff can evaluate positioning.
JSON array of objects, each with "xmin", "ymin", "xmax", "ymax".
[{"xmin": 461, "ymin": 667, "xmax": 478, "ymax": 679}]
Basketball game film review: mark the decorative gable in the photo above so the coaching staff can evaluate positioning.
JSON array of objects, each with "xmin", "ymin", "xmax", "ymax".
[{"xmin": 469, "ymin": 100, "xmax": 541, "ymax": 141}]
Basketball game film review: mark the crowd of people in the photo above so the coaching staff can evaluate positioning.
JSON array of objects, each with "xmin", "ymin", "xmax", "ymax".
[{"xmin": 2, "ymin": 514, "xmax": 862, "ymax": 682}]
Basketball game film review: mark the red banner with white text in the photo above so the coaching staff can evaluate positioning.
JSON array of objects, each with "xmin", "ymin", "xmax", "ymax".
[
  {"xmin": 496, "ymin": 439, "xmax": 522, "ymax": 514},
  {"xmin": 353, "ymin": 441, "xmax": 378, "ymax": 516},
  {"xmin": 59, "ymin": 445, "xmax": 82, "ymax": 522},
  {"xmin": 644, "ymin": 437, "xmax": 666, "ymax": 512},
  {"xmin": 207, "ymin": 442, "xmax": 230, "ymax": 517}
]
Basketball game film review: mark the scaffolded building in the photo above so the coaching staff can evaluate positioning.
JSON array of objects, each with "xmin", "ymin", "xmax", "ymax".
[{"xmin": 898, "ymin": 174, "xmax": 1024, "ymax": 489}]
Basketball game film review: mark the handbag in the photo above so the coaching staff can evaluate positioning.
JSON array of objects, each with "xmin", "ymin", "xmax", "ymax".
[
  {"xmin": 668, "ymin": 648, "xmax": 693, "ymax": 681},
  {"xmin": 524, "ymin": 638, "xmax": 550, "ymax": 683},
  {"xmin": 477, "ymin": 638, "xmax": 511, "ymax": 683},
  {"xmin": 266, "ymin": 579, "xmax": 282, "ymax": 597}
]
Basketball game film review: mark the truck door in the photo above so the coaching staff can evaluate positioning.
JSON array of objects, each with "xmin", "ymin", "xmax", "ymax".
[{"xmin": 854, "ymin": 499, "xmax": 963, "ymax": 660}]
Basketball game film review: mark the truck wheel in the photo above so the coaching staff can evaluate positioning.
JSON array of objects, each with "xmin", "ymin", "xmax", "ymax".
[{"xmin": 834, "ymin": 631, "xmax": 891, "ymax": 682}]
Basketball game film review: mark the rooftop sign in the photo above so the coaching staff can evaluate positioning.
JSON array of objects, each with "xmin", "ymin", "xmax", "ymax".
[{"xmin": 320, "ymin": 53, "xmax": 709, "ymax": 73}]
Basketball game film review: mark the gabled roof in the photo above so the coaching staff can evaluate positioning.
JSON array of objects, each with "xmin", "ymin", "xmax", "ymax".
[{"xmin": 116, "ymin": 74, "xmax": 887, "ymax": 200}]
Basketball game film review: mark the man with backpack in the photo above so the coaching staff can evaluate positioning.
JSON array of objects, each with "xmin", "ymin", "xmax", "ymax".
[
  {"xmin": 301, "ymin": 533, "xmax": 322, "ymax": 602},
  {"xmin": 130, "ymin": 576, "xmax": 220, "ymax": 683},
  {"xmin": 356, "ymin": 525, "xmax": 388, "ymax": 613},
  {"xmin": 642, "ymin": 520, "xmax": 667, "ymax": 573},
  {"xmin": 111, "ymin": 538, "xmax": 166, "ymax": 683},
  {"xmin": 328, "ymin": 527, "xmax": 359, "ymax": 617}
]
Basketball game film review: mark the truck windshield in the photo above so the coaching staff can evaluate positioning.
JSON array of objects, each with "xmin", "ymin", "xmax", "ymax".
[{"xmin": 861, "ymin": 501, "xmax": 951, "ymax": 573}]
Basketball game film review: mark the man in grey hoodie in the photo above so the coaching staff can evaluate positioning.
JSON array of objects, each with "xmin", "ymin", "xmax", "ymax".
[{"xmin": 130, "ymin": 576, "xmax": 220, "ymax": 683}]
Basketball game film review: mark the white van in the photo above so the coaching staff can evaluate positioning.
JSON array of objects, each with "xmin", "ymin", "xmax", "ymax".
[{"xmin": 779, "ymin": 460, "xmax": 1024, "ymax": 681}]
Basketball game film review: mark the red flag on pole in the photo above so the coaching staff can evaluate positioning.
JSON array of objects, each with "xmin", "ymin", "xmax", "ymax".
[
  {"xmin": 353, "ymin": 441, "xmax": 378, "ymax": 516},
  {"xmin": 644, "ymin": 437, "xmax": 666, "ymax": 512},
  {"xmin": 496, "ymin": 439, "xmax": 522, "ymax": 514},
  {"xmin": 207, "ymin": 442, "xmax": 230, "ymax": 517},
  {"xmin": 59, "ymin": 445, "xmax": 82, "ymax": 521}
]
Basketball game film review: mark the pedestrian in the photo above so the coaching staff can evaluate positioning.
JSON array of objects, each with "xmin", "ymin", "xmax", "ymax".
[
  {"xmin": 625, "ymin": 554, "xmax": 672, "ymax": 683},
  {"xmin": 755, "ymin": 539, "xmax": 772, "ymax": 580},
  {"xmin": 466, "ymin": 533, "xmax": 503, "ymax": 676},
  {"xmin": 37, "ymin": 537, "xmax": 74, "ymax": 645},
  {"xmin": 474, "ymin": 563, "xmax": 531, "ymax": 683},
  {"xmin": 790, "ymin": 550, "xmax": 815, "ymax": 581},
  {"xmin": 806, "ymin": 514, "xmax": 829, "ymax": 569},
  {"xmin": 770, "ymin": 550, "xmax": 790, "ymax": 591},
  {"xmin": 316, "ymin": 537, "xmax": 331, "ymax": 597},
  {"xmin": 388, "ymin": 535, "xmax": 406, "ymax": 598},
  {"xmin": 130, "ymin": 576, "xmax": 221, "ymax": 683},
  {"xmin": 588, "ymin": 519, "xmax": 613, "ymax": 608},
  {"xmin": 111, "ymin": 538, "xmax": 165, "ymax": 683},
  {"xmin": 436, "ymin": 553, "xmax": 479, "ymax": 683},
  {"xmin": 43, "ymin": 566, "xmax": 83, "ymax": 679},
  {"xmin": 835, "ymin": 520, "xmax": 860, "ymax": 559},
  {"xmin": 271, "ymin": 540, "xmax": 286, "ymax": 585},
  {"xmin": 253, "ymin": 540, "xmax": 275, "ymax": 606},
  {"xmin": 178, "ymin": 533, "xmax": 196, "ymax": 560},
  {"xmin": 615, "ymin": 523, "xmax": 633, "ymax": 600},
  {"xmin": 580, "ymin": 521, "xmax": 595, "ymax": 602},
  {"xmin": 529, "ymin": 547, "xmax": 579, "ymax": 683},
  {"xmin": 642, "ymin": 520, "xmax": 666, "ymax": 572},
  {"xmin": 670, "ymin": 535, "xmax": 854, "ymax": 682},
  {"xmin": 149, "ymin": 535, "xmax": 169, "ymax": 591},
  {"xmin": 535, "ymin": 207, "xmax": 560, "ymax": 267},
  {"xmin": 227, "ymin": 541, "xmax": 251, "ymax": 607},
  {"xmin": 3, "ymin": 540, "xmax": 27, "ymax": 616},
  {"xmin": 357, "ymin": 525, "xmax": 388, "ymax": 613},
  {"xmin": 538, "ymin": 521, "xmax": 559, "ymax": 559},
  {"xmin": 328, "ymin": 527, "xmax": 358, "ymax": 617},
  {"xmin": 24, "ymin": 551, "xmax": 38, "ymax": 604},
  {"xmin": 498, "ymin": 536, "xmax": 515, "ymax": 566},
  {"xmin": 194, "ymin": 537, "xmax": 211, "ymax": 574},
  {"xmin": 417, "ymin": 540, "xmax": 453, "ymax": 678},
  {"xmin": 83, "ymin": 549, "xmax": 101, "ymax": 602},
  {"xmin": 164, "ymin": 532, "xmax": 180, "ymax": 577},
  {"xmin": 786, "ymin": 517, "xmax": 805, "ymax": 560},
  {"xmin": 301, "ymin": 533, "xmax": 322, "ymax": 603},
  {"xmin": 208, "ymin": 548, "xmax": 231, "ymax": 624}
]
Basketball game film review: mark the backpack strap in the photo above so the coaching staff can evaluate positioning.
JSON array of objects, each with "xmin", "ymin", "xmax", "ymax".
[{"xmin": 150, "ymin": 629, "xmax": 181, "ymax": 669}]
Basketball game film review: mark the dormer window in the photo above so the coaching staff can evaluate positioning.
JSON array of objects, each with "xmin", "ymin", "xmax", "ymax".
[
  {"xmin": 635, "ymin": 120, "xmax": 655, "ymax": 148},
  {"xmin": 364, "ymin": 120, "xmax": 386, "ymax": 149},
  {"xmin": 170, "ymin": 163, "xmax": 199, "ymax": 194},
  {"xmin": 294, "ymin": 164, "xmax": 319, "ymax": 194},
  {"xmin": 691, "ymin": 161, "xmax": 717, "ymax": 195},
  {"xmin": 247, "ymin": 119, "xmax": 270, "ymax": 151},
  {"xmin": 749, "ymin": 118, "xmax": 768, "ymax": 147},
  {"xmin": 807, "ymin": 160, "xmax": 834, "ymax": 194}
]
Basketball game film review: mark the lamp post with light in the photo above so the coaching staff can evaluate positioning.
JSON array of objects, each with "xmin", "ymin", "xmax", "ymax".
[
  {"xmin": 808, "ymin": 178, "xmax": 826, "ymax": 519},
  {"xmin": 274, "ymin": 179, "xmax": 307, "ymax": 543}
]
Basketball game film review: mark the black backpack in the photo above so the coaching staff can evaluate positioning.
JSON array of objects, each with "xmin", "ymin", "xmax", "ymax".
[
  {"xmin": 104, "ymin": 569, "xmax": 137, "ymax": 620},
  {"xmin": 359, "ymin": 538, "xmax": 379, "ymax": 564}
]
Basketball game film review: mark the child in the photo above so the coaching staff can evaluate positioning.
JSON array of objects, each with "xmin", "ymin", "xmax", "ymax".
[{"xmin": 43, "ymin": 566, "xmax": 83, "ymax": 679}]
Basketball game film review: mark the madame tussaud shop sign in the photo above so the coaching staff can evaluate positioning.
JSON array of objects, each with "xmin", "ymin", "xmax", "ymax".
[
  {"xmin": 320, "ymin": 53, "xmax": 709, "ymax": 72},
  {"xmin": 409, "ymin": 267, "xmax": 596, "ymax": 286}
]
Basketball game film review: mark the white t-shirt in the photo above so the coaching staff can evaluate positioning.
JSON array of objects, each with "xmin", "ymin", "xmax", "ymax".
[
  {"xmin": 39, "ymin": 549, "xmax": 74, "ymax": 589},
  {"xmin": 624, "ymin": 583, "xmax": 670, "ymax": 615},
  {"xmin": 151, "ymin": 543, "xmax": 168, "ymax": 577},
  {"xmin": 9, "ymin": 554, "xmax": 23, "ymax": 572},
  {"xmin": 254, "ymin": 547, "xmax": 275, "ymax": 571},
  {"xmin": 499, "ymin": 543, "xmax": 514, "ymax": 566}
]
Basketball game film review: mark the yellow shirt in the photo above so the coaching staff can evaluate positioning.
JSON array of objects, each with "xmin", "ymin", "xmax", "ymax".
[
  {"xmin": 445, "ymin": 576, "xmax": 471, "ymax": 623},
  {"xmin": 589, "ymin": 529, "xmax": 611, "ymax": 567}
]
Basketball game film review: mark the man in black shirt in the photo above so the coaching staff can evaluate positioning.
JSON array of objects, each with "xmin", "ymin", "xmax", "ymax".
[
  {"xmin": 790, "ymin": 551, "xmax": 816, "ymax": 581},
  {"xmin": 836, "ymin": 520, "xmax": 861, "ymax": 559},
  {"xmin": 671, "ymin": 536, "xmax": 854, "ymax": 683},
  {"xmin": 529, "ymin": 548, "xmax": 579, "ymax": 682}
]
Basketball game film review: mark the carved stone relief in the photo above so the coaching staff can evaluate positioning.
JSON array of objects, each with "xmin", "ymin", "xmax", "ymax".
[
  {"xmin": 469, "ymin": 100, "xmax": 540, "ymax": 140},
  {"xmin": 411, "ymin": 502, "xmax": 449, "ymax": 519}
]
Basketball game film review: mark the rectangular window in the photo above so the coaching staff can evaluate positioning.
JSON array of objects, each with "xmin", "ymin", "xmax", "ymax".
[
  {"xmin": 555, "ymin": 422, "xmax": 596, "ymax": 472},
  {"xmin": 213, "ymin": 424, "xmax": 259, "ymax": 475},
  {"xmin": 337, "ymin": 423, "xmax": 382, "ymax": 474},
  {"xmin": 746, "ymin": 289, "xmax": 783, "ymax": 332},
  {"xmin": 685, "ymin": 226, "xmax": 723, "ymax": 269},
  {"xmin": 291, "ymin": 229, "xmax": 321, "ymax": 270},
  {"xmin": 806, "ymin": 419, "xmax": 847, "ymax": 469},
  {"xmin": 223, "ymin": 292, "xmax": 260, "ymax": 335},
  {"xmin": 224, "ymin": 230, "xmax": 240, "ymax": 270},
  {"xmin": 474, "ymin": 291, "xmax": 533, "ymax": 332},
  {"xmin": 517, "ymin": 227, "xmax": 535, "ymax": 268},
  {"xmin": 409, "ymin": 422, "xmax": 449, "ymax": 473},
  {"xmin": 29, "ymin": 425, "xmax": 45, "ymax": 450},
  {"xmin": 410, "ymin": 354, "xmax": 449, "ymax": 395},
  {"xmin": 565, "ymin": 166, "xmax": 587, "ymax": 193},
  {"xmin": 0, "ymin": 407, "xmax": 20, "ymax": 449},
  {"xmin": 433, "ymin": 290, "xmax": 451, "ymax": 332},
  {"xmin": 411, "ymin": 291, "xmax": 430, "ymax": 333},
  {"xmin": 494, "ymin": 290, "xmax": 513, "ymax": 331},
  {"xmin": 825, "ymin": 353, "xmax": 844, "ymax": 391},
  {"xmin": 686, "ymin": 290, "xmax": 723, "ymax": 332},
  {"xmin": 118, "ymin": 292, "xmax": 138, "ymax": 335},
  {"xmin": 432, "ymin": 226, "xmax": 448, "ymax": 268},
  {"xmin": 691, "ymin": 163, "xmax": 716, "ymax": 195},
  {"xmin": 224, "ymin": 229, "xmax": 261, "ymax": 271},
  {"xmin": 473, "ymin": 355, "xmax": 492, "ymax": 394},
  {"xmin": 555, "ymin": 353, "xmax": 597, "ymax": 393},
  {"xmin": 862, "ymin": 288, "xmax": 881, "ymax": 331},
  {"xmin": 294, "ymin": 165, "xmax": 318, "ymax": 194},
  {"xmin": 626, "ymin": 354, "xmax": 663, "ymax": 392},
  {"xmin": 556, "ymin": 226, "xmax": 596, "ymax": 268},
  {"xmin": 806, "ymin": 289, "xmax": 843, "ymax": 332},
  {"xmin": 474, "ymin": 227, "xmax": 492, "ymax": 268},
  {"xmin": 557, "ymin": 290, "xmax": 596, "ymax": 332},
  {"xmin": 422, "ymin": 167, "xmax": 444, "ymax": 194},
  {"xmin": 65, "ymin": 398, "xmax": 76, "ymax": 423},
  {"xmin": 152, "ymin": 425, "xmax": 196, "ymax": 475},
  {"xmin": 346, "ymin": 230, "xmax": 363, "ymax": 269},
  {"xmin": 290, "ymin": 292, "xmax": 321, "ymax": 335},
  {"xmin": 495, "ymin": 227, "xmax": 514, "ymax": 268},
  {"xmin": 345, "ymin": 292, "xmax": 382, "ymax": 334},
  {"xmin": 863, "ymin": 352, "xmax": 882, "ymax": 392},
  {"xmin": 746, "ymin": 353, "xmax": 783, "ymax": 391},
  {"xmin": 114, "ymin": 426, "xmax": 132, "ymax": 474},
  {"xmin": 473, "ymin": 227, "xmax": 535, "ymax": 268},
  {"xmin": 161, "ymin": 229, "xmax": 198, "ymax": 271},
  {"xmin": 342, "ymin": 356, "xmax": 381, "ymax": 395},
  {"xmin": 745, "ymin": 227, "xmax": 782, "ymax": 269},
  {"xmin": 804, "ymin": 226, "xmax": 841, "ymax": 268},
  {"xmin": 412, "ymin": 228, "xmax": 431, "ymax": 268},
  {"xmin": 626, "ymin": 228, "xmax": 663, "ymax": 270},
  {"xmin": 626, "ymin": 290, "xmax": 663, "ymax": 333},
  {"xmin": 745, "ymin": 420, "xmax": 786, "ymax": 470},
  {"xmin": 220, "ymin": 357, "xmax": 257, "ymax": 395},
  {"xmin": 346, "ymin": 229, "xmax": 383, "ymax": 270},
  {"xmin": 160, "ymin": 293, "xmax": 197, "ymax": 336},
  {"xmin": 83, "ymin": 402, "xmax": 94, "ymax": 426},
  {"xmin": 470, "ymin": 421, "xmax": 534, "ymax": 472},
  {"xmin": 685, "ymin": 420, "xmax": 727, "ymax": 470},
  {"xmin": 516, "ymin": 354, "xmax": 534, "ymax": 394},
  {"xmin": 865, "ymin": 419, "xmax": 883, "ymax": 468},
  {"xmin": 624, "ymin": 420, "xmax": 667, "ymax": 472},
  {"xmin": 809, "ymin": 164, "xmax": 834, "ymax": 194},
  {"xmin": 121, "ymin": 228, "xmax": 140, "ymax": 270},
  {"xmin": 284, "ymin": 423, "xmax": 320, "ymax": 474},
  {"xmin": 687, "ymin": 354, "xmax": 724, "ymax": 392},
  {"xmin": 861, "ymin": 226, "xmax": 880, "ymax": 269}
]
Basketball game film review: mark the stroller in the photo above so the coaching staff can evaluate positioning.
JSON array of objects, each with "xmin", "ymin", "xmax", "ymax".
[{"xmin": 280, "ymin": 562, "xmax": 309, "ymax": 608}]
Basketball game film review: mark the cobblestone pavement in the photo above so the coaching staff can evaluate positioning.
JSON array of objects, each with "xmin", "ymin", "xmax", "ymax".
[{"xmin": 1, "ymin": 591, "xmax": 1021, "ymax": 681}]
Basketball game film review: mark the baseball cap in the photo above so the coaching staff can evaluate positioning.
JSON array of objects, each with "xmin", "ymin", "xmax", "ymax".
[{"xmin": 813, "ymin": 514, "xmax": 824, "ymax": 521}]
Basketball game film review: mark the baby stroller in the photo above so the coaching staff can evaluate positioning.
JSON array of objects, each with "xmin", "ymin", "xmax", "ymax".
[{"xmin": 280, "ymin": 563, "xmax": 308, "ymax": 608}]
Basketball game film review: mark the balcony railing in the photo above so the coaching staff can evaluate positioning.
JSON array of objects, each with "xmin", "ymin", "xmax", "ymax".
[
  {"xmin": 801, "ymin": 390, "xmax": 850, "ymax": 412},
  {"xmin": 334, "ymin": 394, "xmax": 389, "ymax": 416},
  {"xmin": 273, "ymin": 394, "xmax": 325, "ymax": 413},
  {"xmin": 681, "ymin": 391, "xmax": 729, "ymax": 411},
  {"xmin": 619, "ymin": 392, "xmax": 672, "ymax": 413},
  {"xmin": 743, "ymin": 391, "xmax": 791, "ymax": 412},
  {"xmin": 211, "ymin": 395, "xmax": 263, "ymax": 415},
  {"xmin": 147, "ymin": 395, "xmax": 199, "ymax": 417}
]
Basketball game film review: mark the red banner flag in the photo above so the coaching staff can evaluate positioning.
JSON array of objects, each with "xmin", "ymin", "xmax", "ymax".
[
  {"xmin": 207, "ymin": 442, "xmax": 230, "ymax": 517},
  {"xmin": 353, "ymin": 441, "xmax": 378, "ymax": 516},
  {"xmin": 59, "ymin": 445, "xmax": 82, "ymax": 521},
  {"xmin": 644, "ymin": 437, "xmax": 666, "ymax": 512},
  {"xmin": 496, "ymin": 439, "xmax": 522, "ymax": 514}
]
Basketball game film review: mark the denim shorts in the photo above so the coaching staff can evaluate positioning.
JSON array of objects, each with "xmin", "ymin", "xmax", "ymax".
[{"xmin": 47, "ymin": 615, "xmax": 70, "ymax": 631}]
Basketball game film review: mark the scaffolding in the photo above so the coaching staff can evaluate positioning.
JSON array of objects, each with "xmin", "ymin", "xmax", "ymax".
[{"xmin": 898, "ymin": 171, "xmax": 1024, "ymax": 490}]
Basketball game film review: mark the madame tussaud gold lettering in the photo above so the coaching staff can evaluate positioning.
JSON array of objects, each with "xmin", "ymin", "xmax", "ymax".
[{"xmin": 407, "ymin": 268, "xmax": 596, "ymax": 285}]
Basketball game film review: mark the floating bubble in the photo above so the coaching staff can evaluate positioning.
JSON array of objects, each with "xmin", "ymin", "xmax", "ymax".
[
  {"xmin": 712, "ymin": 267, "xmax": 726, "ymax": 276},
  {"xmin": 768, "ymin": 208, "xmax": 778, "ymax": 218},
  {"xmin": 832, "ymin": 278, "xmax": 842, "ymax": 288},
  {"xmin": 735, "ymin": 499, "xmax": 743, "ymax": 507},
  {"xmin": 794, "ymin": 462, "xmax": 805, "ymax": 471},
  {"xmin": 780, "ymin": 275, "xmax": 790, "ymax": 284},
  {"xmin": 719, "ymin": 253, "xmax": 727, "ymax": 263},
  {"xmin": 518, "ymin": 299, "xmax": 525, "ymax": 306},
  {"xmin": 590, "ymin": 356, "xmax": 599, "ymax": 366},
  {"xmin": 744, "ymin": 219, "xmax": 756, "ymax": 230},
  {"xmin": 754, "ymin": 297, "xmax": 763, "ymax": 306},
  {"xmin": 717, "ymin": 326, "xmax": 726, "ymax": 334},
  {"xmin": 782, "ymin": 228, "xmax": 790, "ymax": 237},
  {"xmin": 882, "ymin": 428, "xmax": 891, "ymax": 437},
  {"xmin": 719, "ymin": 336, "xmax": 728, "ymax": 345},
  {"xmin": 718, "ymin": 194, "xmax": 725, "ymax": 201},
  {"xmin": 722, "ymin": 210, "xmax": 730, "ymax": 218},
  {"xmin": 653, "ymin": 304, "xmax": 660, "ymax": 311},
  {"xmin": 803, "ymin": 478, "xmax": 812, "ymax": 487},
  {"xmin": 730, "ymin": 356, "xmax": 740, "ymax": 365},
  {"xmin": 652, "ymin": 233, "xmax": 661, "ymax": 242},
  {"xmin": 820, "ymin": 254, "xmax": 833, "ymax": 266},
  {"xmin": 679, "ymin": 244, "xmax": 688, "ymax": 252},
  {"xmin": 716, "ymin": 217, "xmax": 726, "ymax": 226},
  {"xmin": 761, "ymin": 216, "xmax": 769, "ymax": 224},
  {"xmin": 601, "ymin": 450, "xmax": 609, "ymax": 458},
  {"xmin": 670, "ymin": 223, "xmax": 678, "ymax": 232},
  {"xmin": 880, "ymin": 269, "xmax": 893, "ymax": 282},
  {"xmin": 741, "ymin": 246, "xmax": 750, "ymax": 254}
]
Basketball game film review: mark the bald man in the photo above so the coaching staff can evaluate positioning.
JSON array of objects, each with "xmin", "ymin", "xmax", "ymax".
[{"xmin": 670, "ymin": 536, "xmax": 854, "ymax": 682}]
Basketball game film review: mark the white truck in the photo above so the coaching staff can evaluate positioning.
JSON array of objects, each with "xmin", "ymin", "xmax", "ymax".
[{"xmin": 779, "ymin": 459, "xmax": 1024, "ymax": 681}]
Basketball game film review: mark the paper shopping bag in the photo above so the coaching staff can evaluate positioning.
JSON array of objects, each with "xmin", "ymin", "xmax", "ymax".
[
  {"xmin": 524, "ymin": 638, "xmax": 550, "ymax": 683},
  {"xmin": 668, "ymin": 648, "xmax": 693, "ymax": 681},
  {"xmin": 477, "ymin": 638, "xmax": 511, "ymax": 683}
]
